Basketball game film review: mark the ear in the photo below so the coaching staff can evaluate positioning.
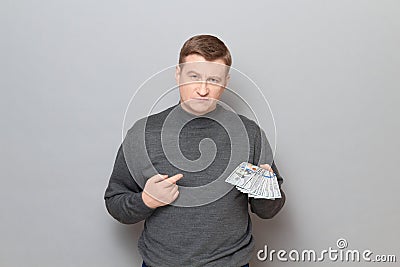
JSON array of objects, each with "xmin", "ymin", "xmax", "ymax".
[
  {"xmin": 175, "ymin": 65, "xmax": 181, "ymax": 85},
  {"xmin": 224, "ymin": 73, "xmax": 230, "ymax": 87}
]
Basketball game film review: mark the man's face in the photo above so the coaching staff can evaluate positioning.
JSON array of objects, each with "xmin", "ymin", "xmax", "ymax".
[{"xmin": 175, "ymin": 54, "xmax": 230, "ymax": 116}]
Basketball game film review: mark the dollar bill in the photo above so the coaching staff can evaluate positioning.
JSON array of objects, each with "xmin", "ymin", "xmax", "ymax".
[{"xmin": 225, "ymin": 162, "xmax": 282, "ymax": 199}]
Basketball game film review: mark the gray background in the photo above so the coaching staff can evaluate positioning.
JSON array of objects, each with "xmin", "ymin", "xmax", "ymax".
[{"xmin": 1, "ymin": 0, "xmax": 399, "ymax": 266}]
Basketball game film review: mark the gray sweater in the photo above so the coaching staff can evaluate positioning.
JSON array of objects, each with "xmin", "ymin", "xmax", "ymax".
[{"xmin": 104, "ymin": 103, "xmax": 286, "ymax": 267}]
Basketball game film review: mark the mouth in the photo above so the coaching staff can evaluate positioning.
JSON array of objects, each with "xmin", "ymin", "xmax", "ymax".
[{"xmin": 193, "ymin": 98, "xmax": 210, "ymax": 101}]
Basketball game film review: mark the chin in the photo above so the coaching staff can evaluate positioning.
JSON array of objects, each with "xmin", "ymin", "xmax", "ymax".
[{"xmin": 188, "ymin": 104, "xmax": 212, "ymax": 115}]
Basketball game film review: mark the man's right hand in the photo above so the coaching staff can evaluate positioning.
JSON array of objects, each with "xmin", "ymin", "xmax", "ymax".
[{"xmin": 142, "ymin": 173, "xmax": 183, "ymax": 209}]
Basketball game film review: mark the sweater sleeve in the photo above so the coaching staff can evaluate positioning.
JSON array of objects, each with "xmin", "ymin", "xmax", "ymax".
[
  {"xmin": 248, "ymin": 161, "xmax": 286, "ymax": 219},
  {"xmin": 249, "ymin": 124, "xmax": 286, "ymax": 219},
  {"xmin": 104, "ymin": 144, "xmax": 156, "ymax": 224}
]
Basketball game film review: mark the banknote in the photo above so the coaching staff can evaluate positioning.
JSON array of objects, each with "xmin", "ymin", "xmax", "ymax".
[{"xmin": 225, "ymin": 162, "xmax": 282, "ymax": 199}]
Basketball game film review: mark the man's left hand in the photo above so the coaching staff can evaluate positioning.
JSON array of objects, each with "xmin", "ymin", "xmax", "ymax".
[{"xmin": 260, "ymin": 164, "xmax": 273, "ymax": 173}]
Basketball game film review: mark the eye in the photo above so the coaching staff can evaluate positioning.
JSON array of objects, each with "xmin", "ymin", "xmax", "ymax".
[
  {"xmin": 189, "ymin": 74, "xmax": 200, "ymax": 80},
  {"xmin": 207, "ymin": 77, "xmax": 220, "ymax": 84}
]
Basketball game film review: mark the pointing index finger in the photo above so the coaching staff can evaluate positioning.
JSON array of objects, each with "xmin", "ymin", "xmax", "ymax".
[{"xmin": 164, "ymin": 173, "xmax": 183, "ymax": 185}]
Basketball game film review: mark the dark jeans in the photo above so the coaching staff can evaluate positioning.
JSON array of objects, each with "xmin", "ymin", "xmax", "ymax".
[{"xmin": 142, "ymin": 262, "xmax": 249, "ymax": 267}]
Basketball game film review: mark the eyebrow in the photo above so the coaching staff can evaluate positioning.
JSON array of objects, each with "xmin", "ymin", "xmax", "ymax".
[
  {"xmin": 207, "ymin": 75, "xmax": 222, "ymax": 80},
  {"xmin": 185, "ymin": 71, "xmax": 222, "ymax": 79},
  {"xmin": 185, "ymin": 70, "xmax": 200, "ymax": 75}
]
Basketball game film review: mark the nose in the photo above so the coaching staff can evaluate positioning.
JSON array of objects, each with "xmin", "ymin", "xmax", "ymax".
[{"xmin": 196, "ymin": 81, "xmax": 209, "ymax": 96}]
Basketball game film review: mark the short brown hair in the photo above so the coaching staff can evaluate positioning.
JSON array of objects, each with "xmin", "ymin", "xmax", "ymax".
[{"xmin": 178, "ymin": 35, "xmax": 232, "ymax": 66}]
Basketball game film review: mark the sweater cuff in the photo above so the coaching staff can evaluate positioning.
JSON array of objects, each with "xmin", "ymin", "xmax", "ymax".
[{"xmin": 134, "ymin": 191, "xmax": 157, "ymax": 215}]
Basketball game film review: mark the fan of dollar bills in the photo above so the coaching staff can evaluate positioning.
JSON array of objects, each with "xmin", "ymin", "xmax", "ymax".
[{"xmin": 225, "ymin": 162, "xmax": 282, "ymax": 199}]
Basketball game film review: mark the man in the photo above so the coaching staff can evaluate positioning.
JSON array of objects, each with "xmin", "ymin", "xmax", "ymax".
[{"xmin": 104, "ymin": 35, "xmax": 286, "ymax": 267}]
